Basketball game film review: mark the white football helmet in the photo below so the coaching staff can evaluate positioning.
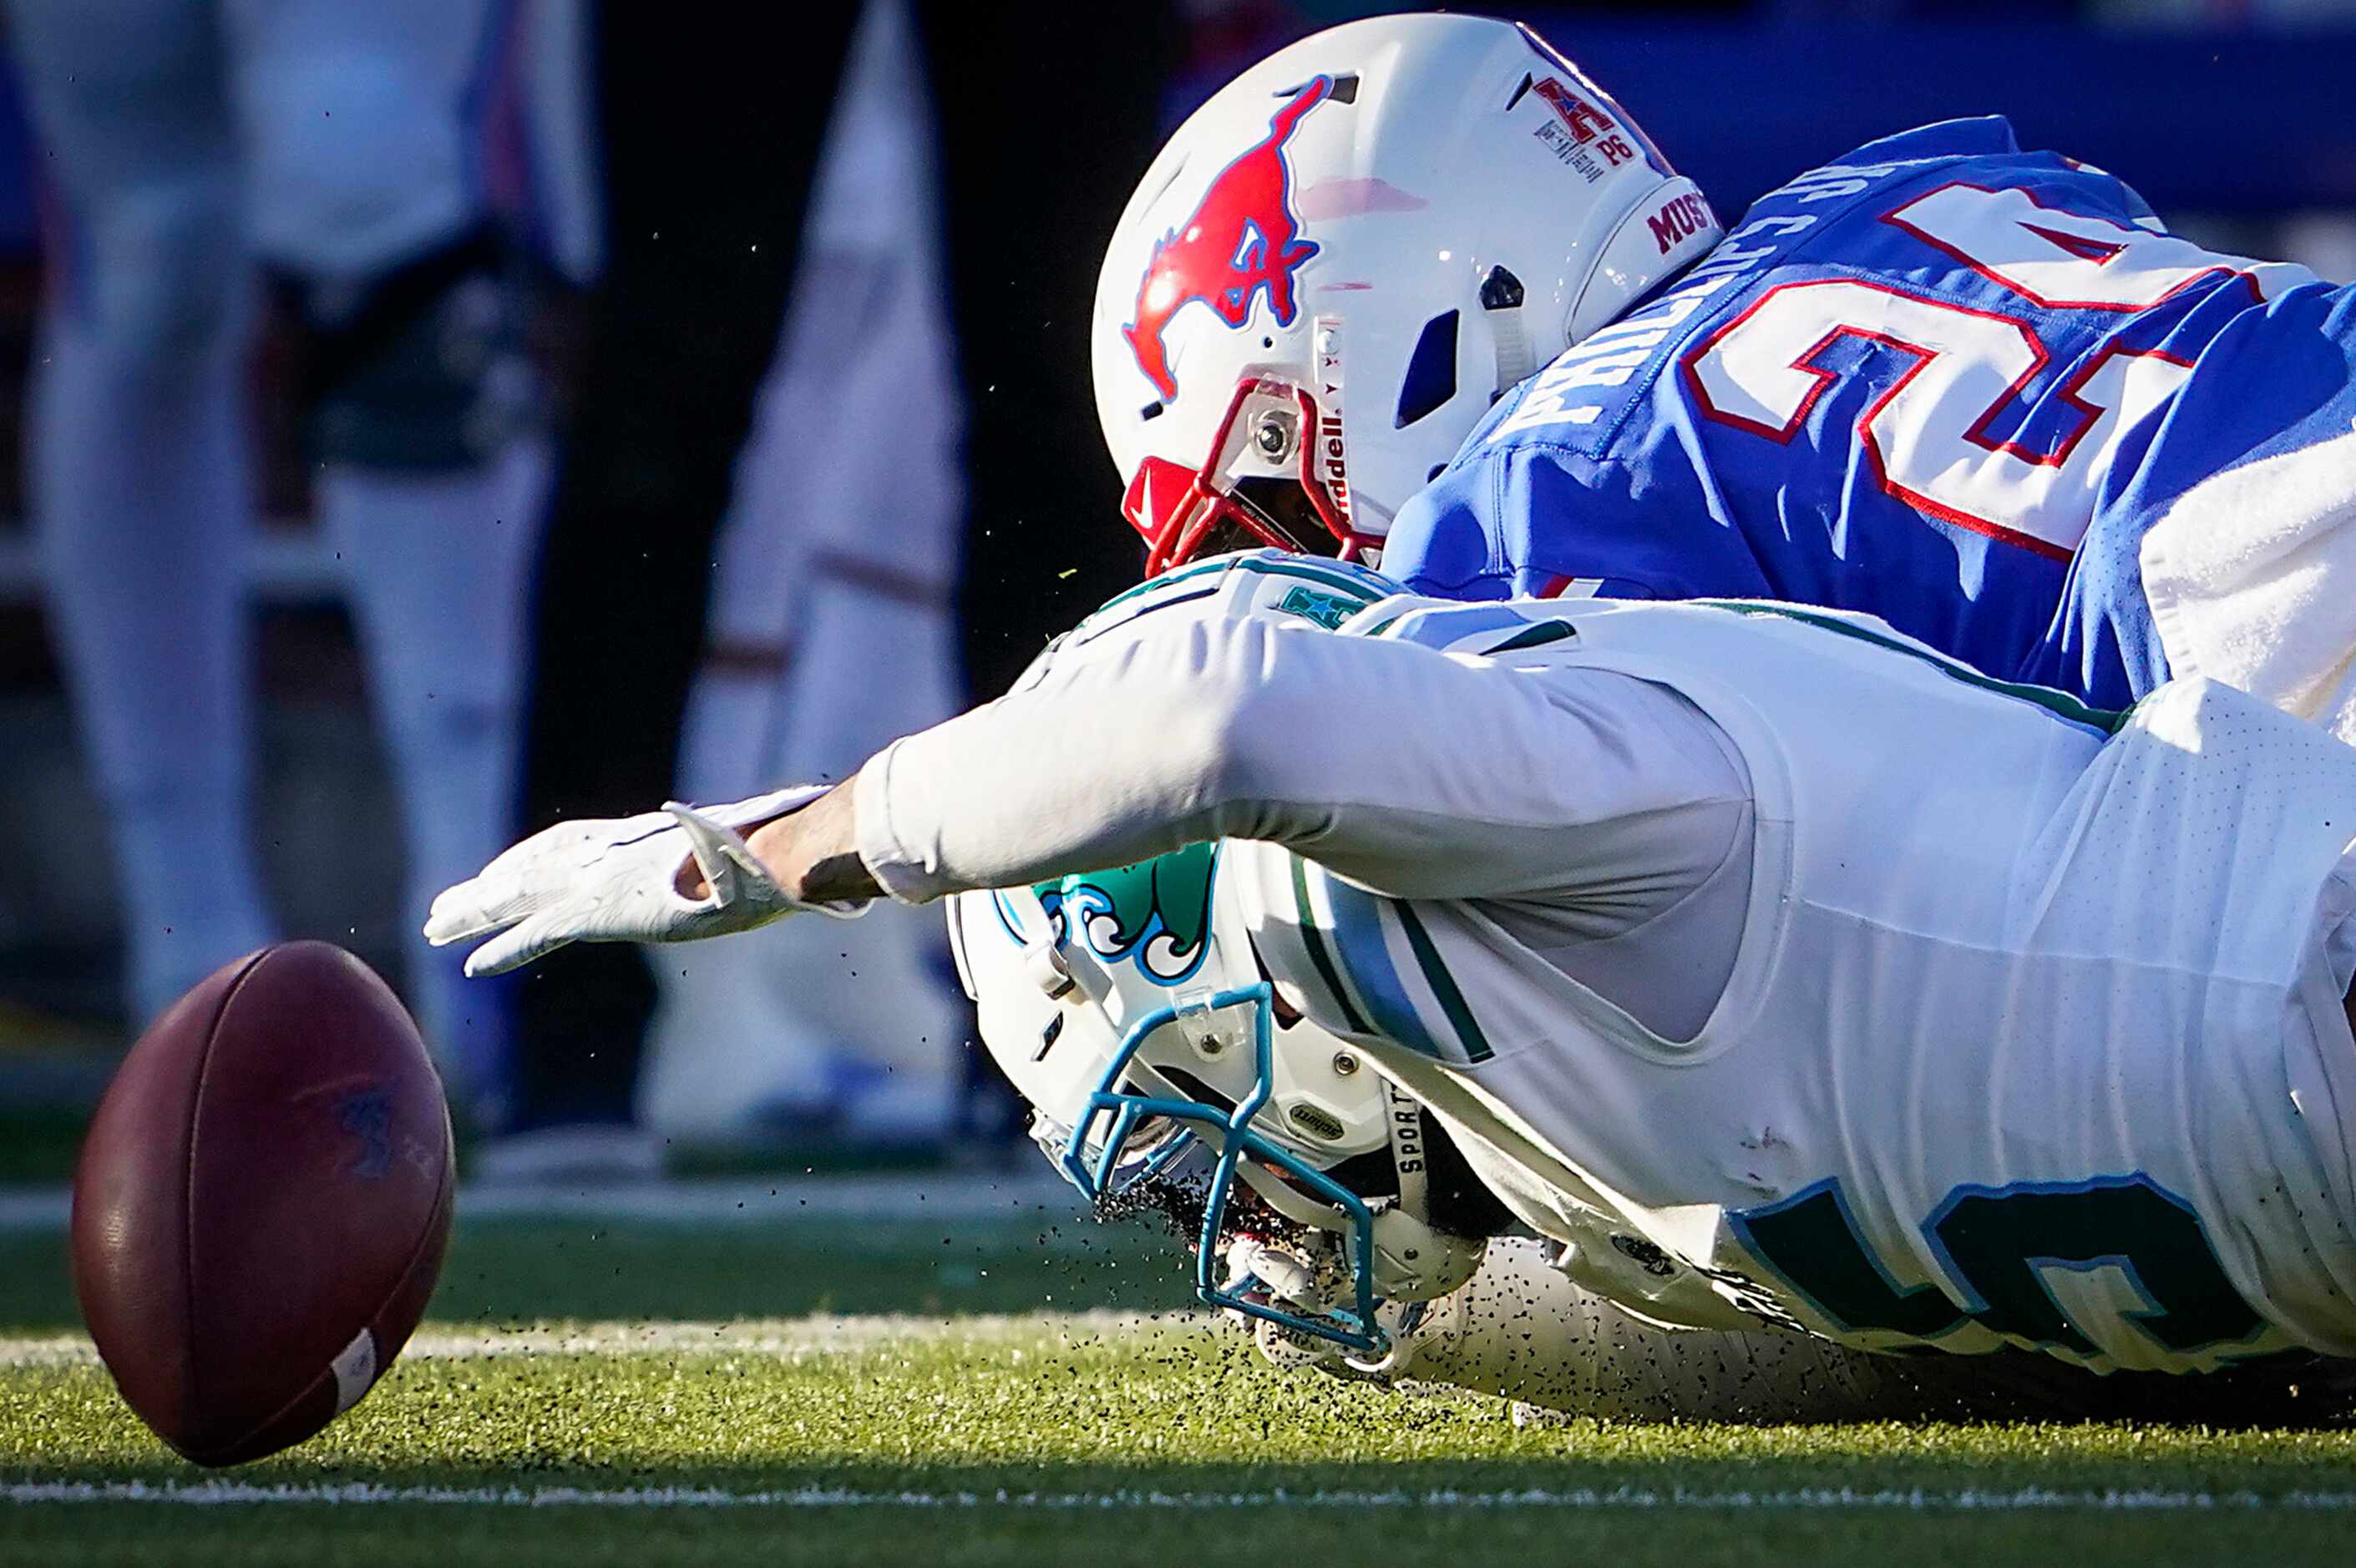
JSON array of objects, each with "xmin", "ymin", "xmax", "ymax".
[
  {"xmin": 948, "ymin": 846, "xmax": 1482, "ymax": 1353},
  {"xmin": 1092, "ymin": 12, "xmax": 1723, "ymax": 574}
]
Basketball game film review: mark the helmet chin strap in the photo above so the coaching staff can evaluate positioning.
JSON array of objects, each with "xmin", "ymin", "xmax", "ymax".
[
  {"xmin": 1480, "ymin": 265, "xmax": 1535, "ymax": 396},
  {"xmin": 1230, "ymin": 1075, "xmax": 1487, "ymax": 1377},
  {"xmin": 1381, "ymin": 1075, "xmax": 1430, "ymax": 1222},
  {"xmin": 1235, "ymin": 1068, "xmax": 1480, "ymax": 1303},
  {"xmin": 1363, "ymin": 1076, "xmax": 1486, "ymax": 1304}
]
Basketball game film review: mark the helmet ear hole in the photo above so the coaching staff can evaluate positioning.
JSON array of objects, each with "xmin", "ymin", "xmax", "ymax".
[
  {"xmin": 1394, "ymin": 310, "xmax": 1460, "ymax": 429},
  {"xmin": 1033, "ymin": 1012, "xmax": 1065, "ymax": 1063}
]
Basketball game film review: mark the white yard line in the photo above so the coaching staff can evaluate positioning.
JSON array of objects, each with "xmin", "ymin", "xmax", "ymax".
[{"xmin": 8, "ymin": 1479, "xmax": 2356, "ymax": 1511}]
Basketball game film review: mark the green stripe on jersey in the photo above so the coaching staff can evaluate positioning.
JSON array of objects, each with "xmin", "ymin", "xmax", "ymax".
[
  {"xmin": 1482, "ymin": 619, "xmax": 1578, "ymax": 655},
  {"xmin": 1087, "ymin": 554, "xmax": 1388, "ymax": 623},
  {"xmin": 1691, "ymin": 600, "xmax": 2131, "ymax": 735},
  {"xmin": 1395, "ymin": 903, "xmax": 1494, "ymax": 1064}
]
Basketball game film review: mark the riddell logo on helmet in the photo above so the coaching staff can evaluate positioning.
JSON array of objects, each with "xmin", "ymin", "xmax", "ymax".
[
  {"xmin": 1319, "ymin": 409, "xmax": 1350, "ymax": 518},
  {"xmin": 1316, "ymin": 316, "xmax": 1351, "ymax": 520},
  {"xmin": 1122, "ymin": 75, "xmax": 1335, "ymax": 401}
]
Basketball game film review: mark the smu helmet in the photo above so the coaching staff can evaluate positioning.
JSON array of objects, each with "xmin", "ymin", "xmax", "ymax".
[{"xmin": 1092, "ymin": 13, "xmax": 1721, "ymax": 574}]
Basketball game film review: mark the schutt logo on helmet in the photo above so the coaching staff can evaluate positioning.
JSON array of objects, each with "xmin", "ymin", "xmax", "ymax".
[{"xmin": 1122, "ymin": 75, "xmax": 1338, "ymax": 402}]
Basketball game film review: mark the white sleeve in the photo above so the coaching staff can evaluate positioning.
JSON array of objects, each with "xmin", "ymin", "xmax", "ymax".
[{"xmin": 854, "ymin": 602, "xmax": 1751, "ymax": 927}]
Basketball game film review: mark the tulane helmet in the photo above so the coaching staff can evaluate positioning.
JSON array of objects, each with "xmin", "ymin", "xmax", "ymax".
[
  {"xmin": 945, "ymin": 550, "xmax": 1484, "ymax": 1350},
  {"xmin": 949, "ymin": 844, "xmax": 1482, "ymax": 1353}
]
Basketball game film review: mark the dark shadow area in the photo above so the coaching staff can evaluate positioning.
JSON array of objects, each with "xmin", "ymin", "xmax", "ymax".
[{"xmin": 0, "ymin": 1213, "xmax": 1195, "ymax": 1334}]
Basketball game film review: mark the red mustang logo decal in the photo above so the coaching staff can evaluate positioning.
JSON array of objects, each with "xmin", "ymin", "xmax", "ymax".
[{"xmin": 1123, "ymin": 75, "xmax": 1334, "ymax": 402}]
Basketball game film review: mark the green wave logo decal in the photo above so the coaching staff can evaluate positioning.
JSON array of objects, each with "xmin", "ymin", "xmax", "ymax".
[{"xmin": 1038, "ymin": 843, "xmax": 1218, "ymax": 986}]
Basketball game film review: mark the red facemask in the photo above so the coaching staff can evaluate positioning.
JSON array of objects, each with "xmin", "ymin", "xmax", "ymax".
[{"xmin": 1122, "ymin": 377, "xmax": 1380, "ymax": 576}]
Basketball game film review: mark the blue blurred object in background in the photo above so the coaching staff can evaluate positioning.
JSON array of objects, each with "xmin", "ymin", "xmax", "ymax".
[
  {"xmin": 0, "ymin": 61, "xmax": 35, "ymax": 254},
  {"xmin": 1523, "ymin": 17, "xmax": 2356, "ymax": 214}
]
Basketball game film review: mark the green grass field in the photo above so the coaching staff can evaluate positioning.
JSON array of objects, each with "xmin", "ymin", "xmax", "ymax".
[{"xmin": 4, "ymin": 1191, "xmax": 2356, "ymax": 1567}]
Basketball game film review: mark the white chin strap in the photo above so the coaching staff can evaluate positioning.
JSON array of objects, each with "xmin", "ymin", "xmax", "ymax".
[
  {"xmin": 1381, "ymin": 1075, "xmax": 1430, "ymax": 1220},
  {"xmin": 1487, "ymin": 296, "xmax": 1534, "ymax": 396},
  {"xmin": 1362, "ymin": 1076, "xmax": 1487, "ymax": 1306}
]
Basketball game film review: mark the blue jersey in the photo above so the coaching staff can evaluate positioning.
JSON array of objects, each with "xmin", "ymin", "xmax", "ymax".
[{"xmin": 1386, "ymin": 117, "xmax": 2353, "ymax": 710}]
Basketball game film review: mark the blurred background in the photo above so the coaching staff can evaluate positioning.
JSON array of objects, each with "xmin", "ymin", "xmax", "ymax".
[{"xmin": 2, "ymin": 0, "xmax": 2354, "ymax": 1186}]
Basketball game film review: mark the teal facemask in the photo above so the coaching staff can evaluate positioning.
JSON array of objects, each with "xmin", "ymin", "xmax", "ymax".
[
  {"xmin": 1056, "ymin": 981, "xmax": 1389, "ymax": 1356},
  {"xmin": 960, "ymin": 842, "xmax": 1398, "ymax": 1357}
]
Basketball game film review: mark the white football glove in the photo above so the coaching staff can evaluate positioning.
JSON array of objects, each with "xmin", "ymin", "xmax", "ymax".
[{"xmin": 424, "ymin": 786, "xmax": 849, "ymax": 978}]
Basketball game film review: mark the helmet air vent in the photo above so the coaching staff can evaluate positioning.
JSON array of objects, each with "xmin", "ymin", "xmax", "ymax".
[
  {"xmin": 1276, "ymin": 72, "xmax": 1357, "ymax": 104},
  {"xmin": 1033, "ymin": 1012, "xmax": 1065, "ymax": 1062}
]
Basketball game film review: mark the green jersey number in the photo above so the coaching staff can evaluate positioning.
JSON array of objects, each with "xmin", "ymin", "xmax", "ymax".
[{"xmin": 1729, "ymin": 1174, "xmax": 2268, "ymax": 1365}]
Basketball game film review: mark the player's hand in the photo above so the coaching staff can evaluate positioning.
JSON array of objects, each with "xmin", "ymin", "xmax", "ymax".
[{"xmin": 423, "ymin": 786, "xmax": 843, "ymax": 977}]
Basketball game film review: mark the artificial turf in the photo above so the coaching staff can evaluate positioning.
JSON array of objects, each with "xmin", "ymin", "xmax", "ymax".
[
  {"xmin": 0, "ymin": 1207, "xmax": 1198, "ymax": 1332},
  {"xmin": 4, "ymin": 1212, "xmax": 2355, "ymax": 1566}
]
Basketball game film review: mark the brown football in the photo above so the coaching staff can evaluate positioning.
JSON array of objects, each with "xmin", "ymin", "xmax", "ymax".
[{"xmin": 71, "ymin": 941, "xmax": 454, "ymax": 1465}]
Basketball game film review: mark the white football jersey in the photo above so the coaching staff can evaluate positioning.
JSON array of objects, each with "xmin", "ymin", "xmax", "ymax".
[
  {"xmin": 1234, "ymin": 596, "xmax": 2356, "ymax": 1373},
  {"xmin": 856, "ymin": 553, "xmax": 2356, "ymax": 1374}
]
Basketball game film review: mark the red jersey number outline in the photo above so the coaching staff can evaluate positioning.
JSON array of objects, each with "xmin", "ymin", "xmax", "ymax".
[
  {"xmin": 1681, "ymin": 278, "xmax": 2196, "ymax": 561},
  {"xmin": 1680, "ymin": 182, "xmax": 2257, "ymax": 560}
]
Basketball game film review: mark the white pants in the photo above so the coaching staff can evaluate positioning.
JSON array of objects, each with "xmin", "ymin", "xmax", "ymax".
[
  {"xmin": 9, "ymin": 0, "xmax": 520, "ymax": 281},
  {"xmin": 638, "ymin": 0, "xmax": 968, "ymax": 1141},
  {"xmin": 12, "ymin": 0, "xmax": 586, "ymax": 1075}
]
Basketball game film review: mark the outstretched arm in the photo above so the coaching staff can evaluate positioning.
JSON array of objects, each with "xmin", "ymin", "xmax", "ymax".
[
  {"xmin": 799, "ymin": 601, "xmax": 1751, "ymax": 915},
  {"xmin": 433, "ymin": 590, "xmax": 1750, "ymax": 973},
  {"xmin": 735, "ymin": 781, "xmax": 874, "ymax": 903}
]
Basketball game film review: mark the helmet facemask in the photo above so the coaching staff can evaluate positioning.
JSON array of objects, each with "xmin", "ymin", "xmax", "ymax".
[
  {"xmin": 951, "ymin": 854, "xmax": 1404, "ymax": 1354},
  {"xmin": 1058, "ymin": 981, "xmax": 1388, "ymax": 1353},
  {"xmin": 1122, "ymin": 376, "xmax": 1378, "ymax": 576}
]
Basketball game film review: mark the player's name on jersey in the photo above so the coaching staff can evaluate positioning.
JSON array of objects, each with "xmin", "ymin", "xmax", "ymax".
[{"xmin": 1489, "ymin": 156, "xmax": 1929, "ymax": 443}]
